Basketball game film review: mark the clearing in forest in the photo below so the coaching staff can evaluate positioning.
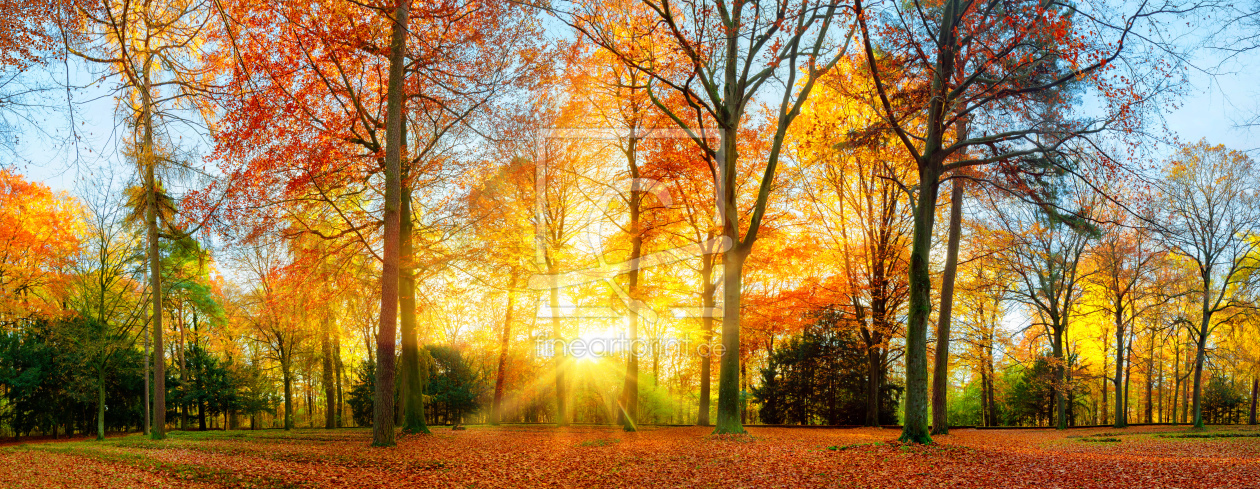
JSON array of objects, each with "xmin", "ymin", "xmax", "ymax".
[{"xmin": 2, "ymin": 425, "xmax": 1258, "ymax": 488}]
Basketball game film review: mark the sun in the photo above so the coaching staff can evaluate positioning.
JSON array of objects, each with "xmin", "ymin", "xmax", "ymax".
[{"xmin": 574, "ymin": 329, "xmax": 620, "ymax": 362}]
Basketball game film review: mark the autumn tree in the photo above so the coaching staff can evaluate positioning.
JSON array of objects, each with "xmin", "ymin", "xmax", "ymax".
[
  {"xmin": 68, "ymin": 178, "xmax": 146, "ymax": 441},
  {"xmin": 854, "ymin": 0, "xmax": 1173, "ymax": 442},
  {"xmin": 206, "ymin": 0, "xmax": 545, "ymax": 442},
  {"xmin": 68, "ymin": 0, "xmax": 221, "ymax": 439},
  {"xmin": 553, "ymin": 0, "xmax": 855, "ymax": 434},
  {"xmin": 1156, "ymin": 141, "xmax": 1260, "ymax": 429},
  {"xmin": 1085, "ymin": 193, "xmax": 1168, "ymax": 428},
  {"xmin": 988, "ymin": 181, "xmax": 1098, "ymax": 430},
  {"xmin": 791, "ymin": 57, "xmax": 913, "ymax": 427},
  {"xmin": 0, "ymin": 169, "xmax": 80, "ymax": 325}
]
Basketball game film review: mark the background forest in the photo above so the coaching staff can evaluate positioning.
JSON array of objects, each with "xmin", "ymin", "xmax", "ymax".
[{"xmin": 3, "ymin": 0, "xmax": 1260, "ymax": 448}]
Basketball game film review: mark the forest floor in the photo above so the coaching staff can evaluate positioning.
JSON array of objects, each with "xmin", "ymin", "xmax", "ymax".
[{"xmin": 2, "ymin": 423, "xmax": 1258, "ymax": 488}]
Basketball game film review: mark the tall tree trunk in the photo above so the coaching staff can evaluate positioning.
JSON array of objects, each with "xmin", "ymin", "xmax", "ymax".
[
  {"xmin": 1191, "ymin": 320, "xmax": 1209, "ymax": 429},
  {"xmin": 1054, "ymin": 326, "xmax": 1066, "ymax": 430},
  {"xmin": 1125, "ymin": 338, "xmax": 1134, "ymax": 424},
  {"xmin": 372, "ymin": 0, "xmax": 411, "ymax": 447},
  {"xmin": 399, "ymin": 183, "xmax": 429, "ymax": 434},
  {"xmin": 866, "ymin": 345, "xmax": 882, "ymax": 426},
  {"xmin": 1146, "ymin": 334, "xmax": 1155, "ymax": 424},
  {"xmin": 548, "ymin": 261, "xmax": 567, "ymax": 426},
  {"xmin": 697, "ymin": 255, "xmax": 715, "ymax": 426},
  {"xmin": 982, "ymin": 335, "xmax": 992, "ymax": 425},
  {"xmin": 1171, "ymin": 338, "xmax": 1180, "ymax": 424},
  {"xmin": 96, "ymin": 368, "xmax": 106, "ymax": 441},
  {"xmin": 900, "ymin": 164, "xmax": 941, "ymax": 444},
  {"xmin": 1249, "ymin": 376, "xmax": 1257, "ymax": 425},
  {"xmin": 1113, "ymin": 313, "xmax": 1127, "ymax": 428},
  {"xmin": 622, "ymin": 160, "xmax": 643, "ymax": 432},
  {"xmin": 335, "ymin": 338, "xmax": 344, "ymax": 427},
  {"xmin": 142, "ymin": 58, "xmax": 165, "ymax": 440},
  {"xmin": 282, "ymin": 352, "xmax": 294, "ymax": 430},
  {"xmin": 931, "ymin": 180, "xmax": 963, "ymax": 435},
  {"xmin": 714, "ymin": 246, "xmax": 748, "ymax": 434},
  {"xmin": 179, "ymin": 307, "xmax": 188, "ymax": 432},
  {"xmin": 143, "ymin": 303, "xmax": 150, "ymax": 436},
  {"xmin": 492, "ymin": 270, "xmax": 518, "ymax": 425},
  {"xmin": 322, "ymin": 314, "xmax": 335, "ymax": 429}
]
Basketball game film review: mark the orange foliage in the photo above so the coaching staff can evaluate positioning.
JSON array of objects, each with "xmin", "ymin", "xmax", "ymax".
[{"xmin": 0, "ymin": 169, "xmax": 81, "ymax": 323}]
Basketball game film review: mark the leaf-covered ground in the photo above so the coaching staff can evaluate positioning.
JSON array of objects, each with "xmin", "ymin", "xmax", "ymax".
[{"xmin": 3, "ymin": 424, "xmax": 1258, "ymax": 488}]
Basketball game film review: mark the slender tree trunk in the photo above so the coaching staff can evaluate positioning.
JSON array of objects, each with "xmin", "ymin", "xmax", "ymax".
[
  {"xmin": 931, "ymin": 180, "xmax": 963, "ymax": 435},
  {"xmin": 492, "ymin": 270, "xmax": 518, "ymax": 425},
  {"xmin": 336, "ymin": 339, "xmax": 344, "ymax": 428},
  {"xmin": 142, "ymin": 59, "xmax": 165, "ymax": 440},
  {"xmin": 179, "ymin": 306, "xmax": 187, "ymax": 431},
  {"xmin": 1113, "ymin": 315, "xmax": 1126, "ymax": 428},
  {"xmin": 1248, "ymin": 376, "xmax": 1257, "ymax": 425},
  {"xmin": 322, "ymin": 314, "xmax": 335, "ymax": 429},
  {"xmin": 371, "ymin": 0, "xmax": 411, "ymax": 448},
  {"xmin": 1054, "ymin": 326, "xmax": 1066, "ymax": 430},
  {"xmin": 96, "ymin": 368, "xmax": 106, "ymax": 441},
  {"xmin": 399, "ymin": 183, "xmax": 429, "ymax": 434},
  {"xmin": 1125, "ymin": 339, "xmax": 1134, "ymax": 424},
  {"xmin": 985, "ymin": 338, "xmax": 997, "ymax": 427},
  {"xmin": 143, "ymin": 310, "xmax": 150, "ymax": 436},
  {"xmin": 1146, "ymin": 335, "xmax": 1155, "ymax": 424},
  {"xmin": 1101, "ymin": 334, "xmax": 1109, "ymax": 426},
  {"xmin": 1191, "ymin": 321, "xmax": 1209, "ymax": 429},
  {"xmin": 548, "ymin": 261, "xmax": 567, "ymax": 426},
  {"xmin": 618, "ymin": 132, "xmax": 643, "ymax": 432},
  {"xmin": 1158, "ymin": 357, "xmax": 1165, "ymax": 423},
  {"xmin": 867, "ymin": 345, "xmax": 882, "ymax": 426},
  {"xmin": 697, "ymin": 255, "xmax": 715, "ymax": 426},
  {"xmin": 282, "ymin": 352, "xmax": 294, "ymax": 430},
  {"xmin": 1171, "ymin": 339, "xmax": 1180, "ymax": 424}
]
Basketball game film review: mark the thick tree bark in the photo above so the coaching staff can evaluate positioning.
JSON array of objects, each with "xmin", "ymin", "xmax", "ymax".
[
  {"xmin": 491, "ymin": 271, "xmax": 518, "ymax": 425},
  {"xmin": 931, "ymin": 180, "xmax": 964, "ymax": 435},
  {"xmin": 714, "ymin": 247, "xmax": 748, "ymax": 434},
  {"xmin": 399, "ymin": 184, "xmax": 429, "ymax": 434},
  {"xmin": 866, "ymin": 345, "xmax": 882, "ymax": 426},
  {"xmin": 900, "ymin": 165, "xmax": 941, "ymax": 444},
  {"xmin": 371, "ymin": 0, "xmax": 411, "ymax": 447}
]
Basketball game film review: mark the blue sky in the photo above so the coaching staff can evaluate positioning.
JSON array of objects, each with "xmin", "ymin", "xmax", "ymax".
[{"xmin": 8, "ymin": 14, "xmax": 1259, "ymax": 196}]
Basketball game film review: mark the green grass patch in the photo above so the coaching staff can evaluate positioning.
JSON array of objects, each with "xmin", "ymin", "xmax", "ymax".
[
  {"xmin": 29, "ymin": 442, "xmax": 307, "ymax": 488},
  {"xmin": 1157, "ymin": 432, "xmax": 1260, "ymax": 439},
  {"xmin": 578, "ymin": 438, "xmax": 621, "ymax": 447}
]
